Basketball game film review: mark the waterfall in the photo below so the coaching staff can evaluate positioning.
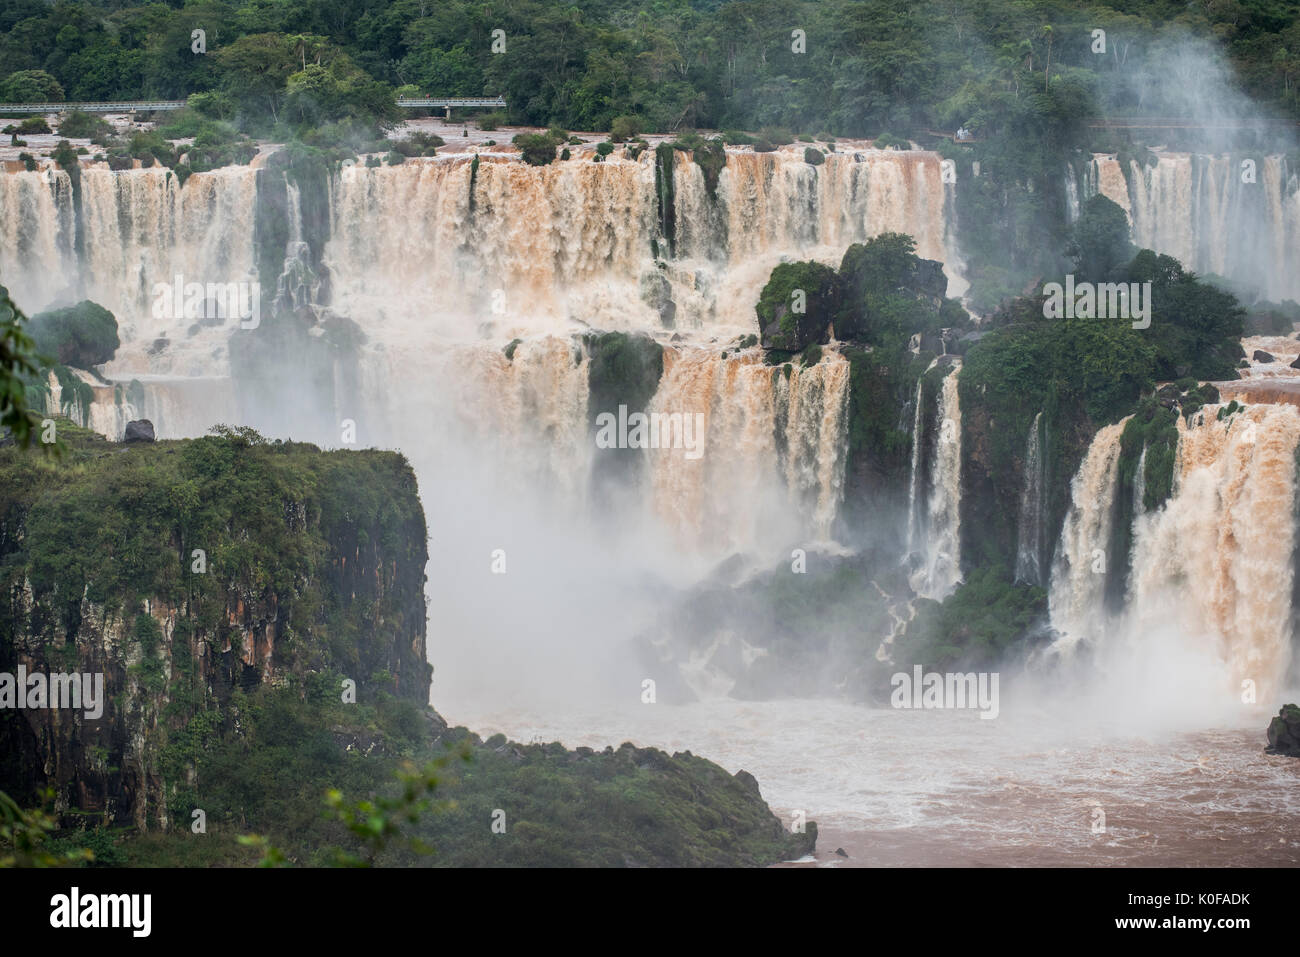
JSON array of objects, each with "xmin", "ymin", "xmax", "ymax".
[
  {"xmin": 1, "ymin": 166, "xmax": 264, "ymax": 330},
  {"xmin": 359, "ymin": 335, "xmax": 592, "ymax": 502},
  {"xmin": 1014, "ymin": 411, "xmax": 1046, "ymax": 585},
  {"xmin": 345, "ymin": 327, "xmax": 846, "ymax": 563},
  {"xmin": 1047, "ymin": 418, "xmax": 1129, "ymax": 646},
  {"xmin": 40, "ymin": 368, "xmax": 142, "ymax": 437},
  {"xmin": 1131, "ymin": 443, "xmax": 1147, "ymax": 516},
  {"xmin": 78, "ymin": 167, "xmax": 260, "ymax": 377},
  {"xmin": 3, "ymin": 148, "xmax": 945, "ymax": 556},
  {"xmin": 647, "ymin": 346, "xmax": 849, "ymax": 558},
  {"xmin": 275, "ymin": 173, "xmax": 321, "ymax": 316},
  {"xmin": 325, "ymin": 148, "xmax": 964, "ymax": 338},
  {"xmin": 285, "ymin": 172, "xmax": 303, "ymax": 245},
  {"xmin": 0, "ymin": 169, "xmax": 72, "ymax": 311},
  {"xmin": 910, "ymin": 366, "xmax": 962, "ymax": 600},
  {"xmin": 0, "ymin": 166, "xmax": 258, "ymax": 438},
  {"xmin": 1080, "ymin": 153, "xmax": 1300, "ymax": 301},
  {"xmin": 2, "ymin": 149, "xmax": 961, "ymax": 433},
  {"xmin": 1125, "ymin": 404, "xmax": 1300, "ymax": 696},
  {"xmin": 905, "ymin": 376, "xmax": 926, "ymax": 553},
  {"xmin": 1046, "ymin": 389, "xmax": 1300, "ymax": 700},
  {"xmin": 774, "ymin": 353, "xmax": 852, "ymax": 541},
  {"xmin": 135, "ymin": 376, "xmax": 239, "ymax": 439}
]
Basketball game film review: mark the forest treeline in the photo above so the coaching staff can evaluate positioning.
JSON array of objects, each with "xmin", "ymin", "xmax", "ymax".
[{"xmin": 1, "ymin": 0, "xmax": 1298, "ymax": 138}]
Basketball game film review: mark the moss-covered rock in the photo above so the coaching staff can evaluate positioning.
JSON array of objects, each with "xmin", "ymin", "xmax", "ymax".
[
  {"xmin": 833, "ymin": 234, "xmax": 953, "ymax": 345},
  {"xmin": 639, "ymin": 270, "xmax": 677, "ymax": 329},
  {"xmin": 584, "ymin": 331, "xmax": 664, "ymax": 426},
  {"xmin": 892, "ymin": 565, "xmax": 1048, "ymax": 673},
  {"xmin": 27, "ymin": 300, "xmax": 119, "ymax": 369},
  {"xmin": 756, "ymin": 261, "xmax": 835, "ymax": 351},
  {"xmin": 1266, "ymin": 704, "xmax": 1300, "ymax": 756},
  {"xmin": 654, "ymin": 143, "xmax": 677, "ymax": 257},
  {"xmin": 584, "ymin": 331, "xmax": 665, "ymax": 496},
  {"xmin": 694, "ymin": 138, "xmax": 727, "ymax": 198},
  {"xmin": 647, "ymin": 550, "xmax": 902, "ymax": 700}
]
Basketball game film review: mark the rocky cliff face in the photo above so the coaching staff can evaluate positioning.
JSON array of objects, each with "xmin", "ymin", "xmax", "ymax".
[{"xmin": 0, "ymin": 424, "xmax": 429, "ymax": 831}]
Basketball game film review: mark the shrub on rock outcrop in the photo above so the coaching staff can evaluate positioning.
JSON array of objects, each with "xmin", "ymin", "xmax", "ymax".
[
  {"xmin": 756, "ymin": 261, "xmax": 836, "ymax": 352},
  {"xmin": 28, "ymin": 300, "xmax": 119, "ymax": 369}
]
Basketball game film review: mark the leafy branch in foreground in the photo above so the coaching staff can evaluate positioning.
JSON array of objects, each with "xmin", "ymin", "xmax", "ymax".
[
  {"xmin": 240, "ymin": 749, "xmax": 471, "ymax": 868},
  {"xmin": 0, "ymin": 789, "xmax": 93, "ymax": 868},
  {"xmin": 0, "ymin": 285, "xmax": 44, "ymax": 448}
]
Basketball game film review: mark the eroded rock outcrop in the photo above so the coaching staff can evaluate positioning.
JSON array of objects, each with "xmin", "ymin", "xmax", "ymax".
[{"xmin": 1266, "ymin": 703, "xmax": 1300, "ymax": 756}]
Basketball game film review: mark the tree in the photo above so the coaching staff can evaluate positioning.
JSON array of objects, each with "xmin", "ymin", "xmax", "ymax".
[
  {"xmin": 28, "ymin": 300, "xmax": 119, "ymax": 369},
  {"xmin": 609, "ymin": 115, "xmax": 641, "ymax": 142},
  {"xmin": 1068, "ymin": 195, "xmax": 1135, "ymax": 282},
  {"xmin": 0, "ymin": 69, "xmax": 64, "ymax": 102},
  {"xmin": 514, "ymin": 132, "xmax": 559, "ymax": 166},
  {"xmin": 57, "ymin": 110, "xmax": 112, "ymax": 138},
  {"xmin": 214, "ymin": 33, "xmax": 298, "ymax": 125},
  {"xmin": 0, "ymin": 790, "xmax": 93, "ymax": 867},
  {"xmin": 1124, "ymin": 249, "xmax": 1245, "ymax": 381},
  {"xmin": 0, "ymin": 286, "xmax": 47, "ymax": 447}
]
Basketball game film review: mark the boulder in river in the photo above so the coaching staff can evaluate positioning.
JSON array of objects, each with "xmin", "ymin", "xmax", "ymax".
[
  {"xmin": 1253, "ymin": 349, "xmax": 1276, "ymax": 363},
  {"xmin": 123, "ymin": 419, "xmax": 155, "ymax": 443},
  {"xmin": 1266, "ymin": 703, "xmax": 1300, "ymax": 756}
]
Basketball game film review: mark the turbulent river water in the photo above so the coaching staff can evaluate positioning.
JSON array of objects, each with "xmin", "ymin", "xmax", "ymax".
[{"xmin": 442, "ymin": 695, "xmax": 1300, "ymax": 866}]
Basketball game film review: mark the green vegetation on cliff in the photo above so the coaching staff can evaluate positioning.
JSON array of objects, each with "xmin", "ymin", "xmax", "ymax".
[
  {"xmin": 122, "ymin": 689, "xmax": 813, "ymax": 867},
  {"xmin": 0, "ymin": 424, "xmax": 431, "ymax": 833},
  {"xmin": 748, "ymin": 235, "xmax": 970, "ymax": 548},
  {"xmin": 835, "ymin": 233, "xmax": 955, "ymax": 346},
  {"xmin": 957, "ymin": 201, "xmax": 1245, "ymax": 572},
  {"xmin": 1125, "ymin": 249, "xmax": 1246, "ymax": 382},
  {"xmin": 894, "ymin": 566, "xmax": 1048, "ymax": 672},
  {"xmin": 753, "ymin": 236, "xmax": 968, "ymax": 536}
]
